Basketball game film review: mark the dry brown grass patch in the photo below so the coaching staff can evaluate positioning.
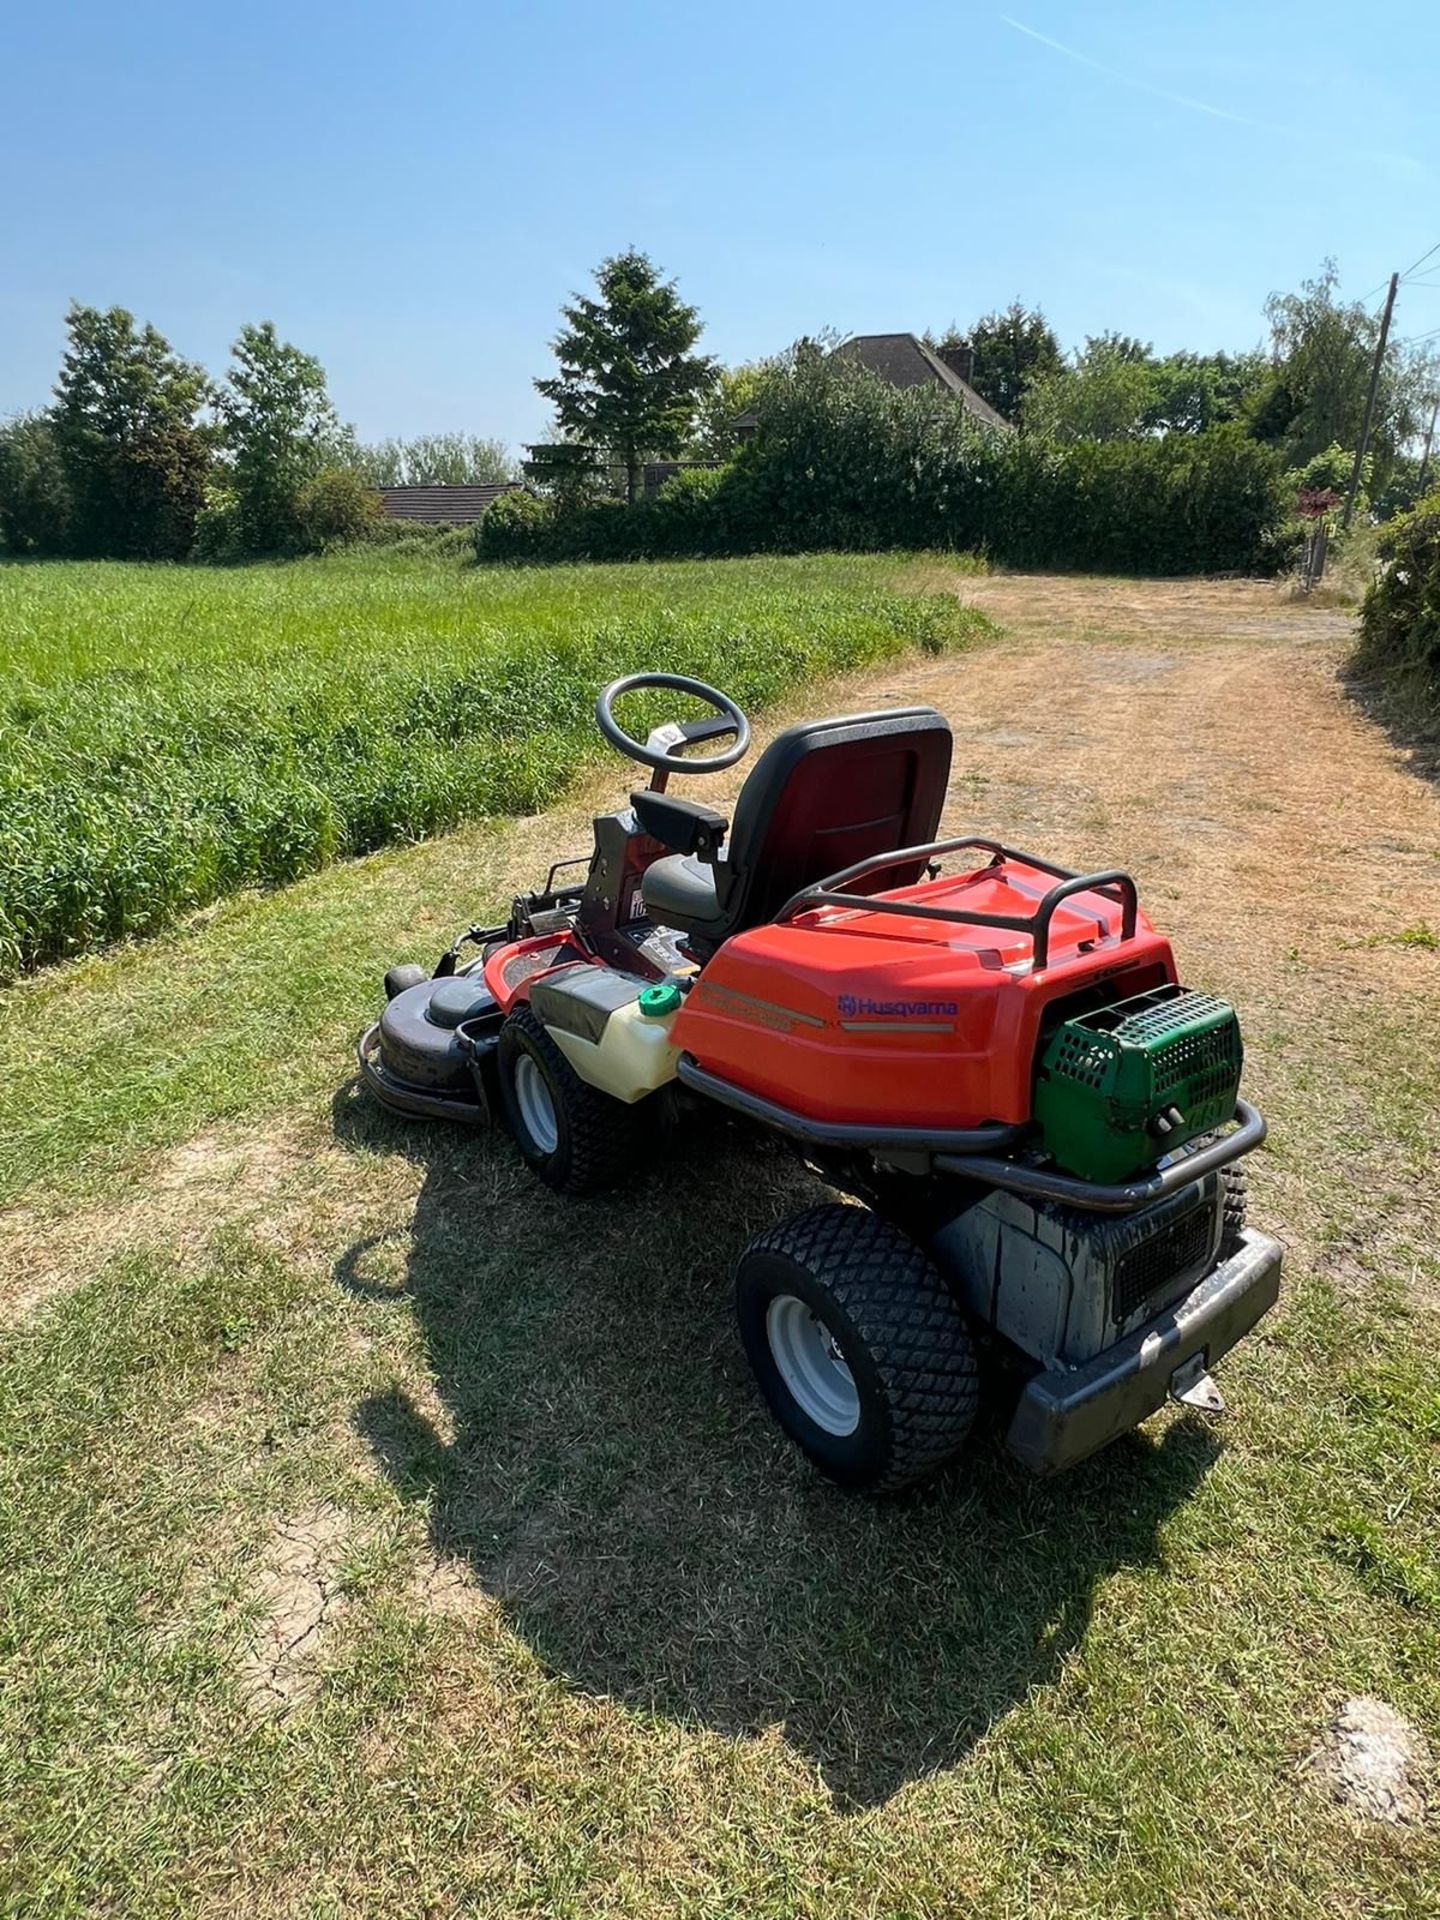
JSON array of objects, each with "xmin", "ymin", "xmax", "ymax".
[
  {"xmin": 237, "ymin": 1502, "xmax": 352, "ymax": 1715},
  {"xmin": 1303, "ymin": 1695, "xmax": 1432, "ymax": 1826}
]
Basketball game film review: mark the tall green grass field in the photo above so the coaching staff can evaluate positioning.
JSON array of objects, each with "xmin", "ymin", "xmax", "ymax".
[{"xmin": 0, "ymin": 550, "xmax": 986, "ymax": 977}]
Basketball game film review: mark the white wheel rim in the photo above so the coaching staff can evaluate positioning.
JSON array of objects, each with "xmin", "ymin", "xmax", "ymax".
[
  {"xmin": 765, "ymin": 1295, "xmax": 860, "ymax": 1436},
  {"xmin": 514, "ymin": 1053, "xmax": 558, "ymax": 1156}
]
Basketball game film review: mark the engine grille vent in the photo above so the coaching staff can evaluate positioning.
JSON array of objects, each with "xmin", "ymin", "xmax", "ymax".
[
  {"xmin": 1149, "ymin": 1023, "xmax": 1240, "ymax": 1105},
  {"xmin": 1035, "ymin": 984, "xmax": 1243, "ymax": 1183},
  {"xmin": 1111, "ymin": 1205, "xmax": 1214, "ymax": 1323}
]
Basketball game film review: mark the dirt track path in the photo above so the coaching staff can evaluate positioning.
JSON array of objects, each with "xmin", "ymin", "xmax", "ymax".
[
  {"xmin": 873, "ymin": 575, "xmax": 1436, "ymax": 985},
  {"xmin": 683, "ymin": 573, "xmax": 1436, "ymax": 1007}
]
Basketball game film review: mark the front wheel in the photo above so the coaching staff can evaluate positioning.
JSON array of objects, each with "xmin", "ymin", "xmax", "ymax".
[
  {"xmin": 498, "ymin": 1005, "xmax": 641, "ymax": 1195},
  {"xmin": 734, "ymin": 1204, "xmax": 980, "ymax": 1493}
]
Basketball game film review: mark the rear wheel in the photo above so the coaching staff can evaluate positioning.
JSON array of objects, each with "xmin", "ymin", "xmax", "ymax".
[
  {"xmin": 498, "ymin": 1004, "xmax": 640, "ymax": 1195},
  {"xmin": 1219, "ymin": 1157, "xmax": 1247, "ymax": 1254},
  {"xmin": 735, "ymin": 1203, "xmax": 980, "ymax": 1493},
  {"xmin": 1193, "ymin": 1131, "xmax": 1248, "ymax": 1255}
]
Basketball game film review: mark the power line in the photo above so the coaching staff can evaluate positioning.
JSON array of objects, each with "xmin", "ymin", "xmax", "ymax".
[
  {"xmin": 1359, "ymin": 247, "xmax": 1438, "ymax": 304},
  {"xmin": 1401, "ymin": 240, "xmax": 1440, "ymax": 281}
]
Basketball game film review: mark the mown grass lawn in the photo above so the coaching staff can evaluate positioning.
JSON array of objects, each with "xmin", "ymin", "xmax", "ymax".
[{"xmin": 2, "ymin": 569, "xmax": 1438, "ymax": 1918}]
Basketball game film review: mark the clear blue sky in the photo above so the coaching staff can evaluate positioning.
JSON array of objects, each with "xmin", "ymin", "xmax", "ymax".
[{"xmin": 5, "ymin": 0, "xmax": 1438, "ymax": 451}]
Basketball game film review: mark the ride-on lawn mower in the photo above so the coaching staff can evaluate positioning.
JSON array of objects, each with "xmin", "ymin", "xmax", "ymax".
[{"xmin": 360, "ymin": 673, "xmax": 1282, "ymax": 1492}]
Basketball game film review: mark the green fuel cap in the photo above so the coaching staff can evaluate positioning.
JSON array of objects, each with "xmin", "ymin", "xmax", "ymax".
[{"xmin": 638, "ymin": 982, "xmax": 683, "ymax": 1018}]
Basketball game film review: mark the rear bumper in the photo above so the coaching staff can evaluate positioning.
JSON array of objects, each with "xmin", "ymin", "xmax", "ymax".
[{"xmin": 1005, "ymin": 1228, "xmax": 1283, "ymax": 1474}]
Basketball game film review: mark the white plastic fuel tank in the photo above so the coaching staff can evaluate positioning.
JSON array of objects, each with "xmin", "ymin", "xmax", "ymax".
[{"xmin": 529, "ymin": 965, "xmax": 684, "ymax": 1103}]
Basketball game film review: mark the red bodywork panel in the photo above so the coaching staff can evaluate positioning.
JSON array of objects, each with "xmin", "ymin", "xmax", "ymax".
[
  {"xmin": 483, "ymin": 932, "xmax": 590, "ymax": 1012},
  {"xmin": 670, "ymin": 858, "xmax": 1176, "ymax": 1128}
]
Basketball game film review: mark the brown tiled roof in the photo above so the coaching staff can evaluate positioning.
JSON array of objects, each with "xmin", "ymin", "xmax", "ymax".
[
  {"xmin": 835, "ymin": 333, "xmax": 1012, "ymax": 433},
  {"xmin": 377, "ymin": 483, "xmax": 522, "ymax": 523}
]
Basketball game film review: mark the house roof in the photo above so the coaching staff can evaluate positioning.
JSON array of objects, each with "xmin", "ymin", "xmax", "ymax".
[
  {"xmin": 835, "ymin": 333, "xmax": 1011, "ymax": 432},
  {"xmin": 377, "ymin": 483, "xmax": 520, "ymax": 524}
]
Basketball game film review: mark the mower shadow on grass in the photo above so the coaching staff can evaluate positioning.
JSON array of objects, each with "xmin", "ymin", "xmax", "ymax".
[{"xmin": 333, "ymin": 1083, "xmax": 1220, "ymax": 1809}]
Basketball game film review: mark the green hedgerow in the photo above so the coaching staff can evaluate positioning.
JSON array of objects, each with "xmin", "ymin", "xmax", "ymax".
[{"xmin": 1356, "ymin": 491, "xmax": 1440, "ymax": 689}]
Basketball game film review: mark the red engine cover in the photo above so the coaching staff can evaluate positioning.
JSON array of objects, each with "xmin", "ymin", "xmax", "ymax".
[{"xmin": 670, "ymin": 858, "xmax": 1177, "ymax": 1129}]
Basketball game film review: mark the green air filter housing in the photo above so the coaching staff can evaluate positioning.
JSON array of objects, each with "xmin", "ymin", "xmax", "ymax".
[{"xmin": 1034, "ymin": 984, "xmax": 1243, "ymax": 1184}]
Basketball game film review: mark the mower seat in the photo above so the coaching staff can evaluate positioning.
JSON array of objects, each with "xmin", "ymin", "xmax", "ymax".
[
  {"xmin": 640, "ymin": 706, "xmax": 952, "ymax": 946},
  {"xmin": 642, "ymin": 854, "xmax": 725, "ymax": 925}
]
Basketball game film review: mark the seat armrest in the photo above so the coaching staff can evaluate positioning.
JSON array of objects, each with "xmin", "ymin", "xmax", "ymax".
[{"xmin": 630, "ymin": 791, "xmax": 729, "ymax": 862}]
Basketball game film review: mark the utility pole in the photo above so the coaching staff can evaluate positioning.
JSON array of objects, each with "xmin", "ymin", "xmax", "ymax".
[
  {"xmin": 1341, "ymin": 271, "xmax": 1399, "ymax": 531},
  {"xmin": 1417, "ymin": 396, "xmax": 1439, "ymax": 498}
]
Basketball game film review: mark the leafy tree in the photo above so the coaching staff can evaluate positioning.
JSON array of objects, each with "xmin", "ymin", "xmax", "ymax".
[
  {"xmin": 1024, "ymin": 338, "xmax": 1159, "ymax": 442},
  {"xmin": 1289, "ymin": 441, "xmax": 1367, "ymax": 498},
  {"xmin": 1010, "ymin": 332, "xmax": 1270, "ymax": 444},
  {"xmin": 1243, "ymin": 373, "xmax": 1301, "ymax": 445},
  {"xmin": 1285, "ymin": 441, "xmax": 1370, "ymax": 531},
  {"xmin": 52, "ymin": 303, "xmax": 212, "ymax": 558},
  {"xmin": 957, "ymin": 303, "xmax": 1063, "ymax": 424},
  {"xmin": 689, "ymin": 362, "xmax": 770, "ymax": 459},
  {"xmin": 535, "ymin": 250, "xmax": 717, "ymax": 503},
  {"xmin": 521, "ymin": 438, "xmax": 611, "ymax": 505},
  {"xmin": 190, "ymin": 480, "xmax": 243, "ymax": 563},
  {"xmin": 1259, "ymin": 261, "xmax": 1428, "ymax": 487},
  {"xmin": 0, "ymin": 412, "xmax": 73, "ymax": 553},
  {"xmin": 1083, "ymin": 330, "xmax": 1154, "ymax": 365},
  {"xmin": 353, "ymin": 432, "xmax": 514, "ymax": 486},
  {"xmin": 476, "ymin": 485, "xmax": 555, "ymax": 560},
  {"xmin": 294, "ymin": 467, "xmax": 381, "ymax": 548},
  {"xmin": 1373, "ymin": 448, "xmax": 1438, "ymax": 522},
  {"xmin": 1145, "ymin": 350, "xmax": 1269, "ymax": 435},
  {"xmin": 219, "ymin": 322, "xmax": 350, "ymax": 551}
]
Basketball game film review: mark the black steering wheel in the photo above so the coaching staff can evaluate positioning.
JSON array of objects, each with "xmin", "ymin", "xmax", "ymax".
[{"xmin": 596, "ymin": 672, "xmax": 751, "ymax": 775}]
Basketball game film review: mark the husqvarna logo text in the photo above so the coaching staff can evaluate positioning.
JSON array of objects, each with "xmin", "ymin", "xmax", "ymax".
[{"xmin": 838, "ymin": 995, "xmax": 959, "ymax": 1017}]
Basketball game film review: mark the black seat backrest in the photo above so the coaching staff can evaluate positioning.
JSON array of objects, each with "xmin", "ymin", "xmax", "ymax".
[{"xmin": 713, "ymin": 707, "xmax": 953, "ymax": 932}]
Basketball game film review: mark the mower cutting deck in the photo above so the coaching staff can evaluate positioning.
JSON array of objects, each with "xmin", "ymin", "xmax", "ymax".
[{"xmin": 359, "ymin": 671, "xmax": 1282, "ymax": 1491}]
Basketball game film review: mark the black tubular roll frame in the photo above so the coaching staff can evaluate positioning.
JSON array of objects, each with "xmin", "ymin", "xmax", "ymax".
[
  {"xmin": 675, "ymin": 1055, "xmax": 1026, "ymax": 1157},
  {"xmin": 935, "ymin": 1100, "xmax": 1267, "ymax": 1213},
  {"xmin": 776, "ymin": 837, "xmax": 1139, "ymax": 972},
  {"xmin": 677, "ymin": 1052, "xmax": 1266, "ymax": 1213}
]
